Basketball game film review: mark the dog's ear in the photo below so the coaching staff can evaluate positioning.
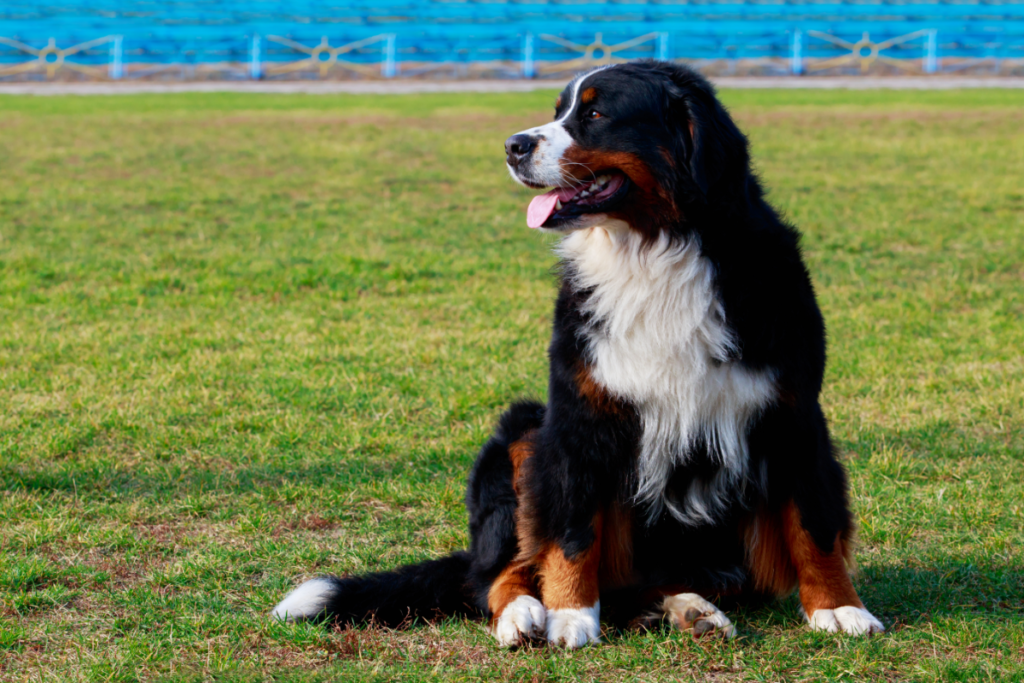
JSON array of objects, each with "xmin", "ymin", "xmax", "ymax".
[{"xmin": 666, "ymin": 74, "xmax": 748, "ymax": 199}]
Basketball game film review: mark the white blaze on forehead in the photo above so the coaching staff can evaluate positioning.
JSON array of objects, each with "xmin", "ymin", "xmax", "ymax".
[{"xmin": 507, "ymin": 67, "xmax": 613, "ymax": 188}]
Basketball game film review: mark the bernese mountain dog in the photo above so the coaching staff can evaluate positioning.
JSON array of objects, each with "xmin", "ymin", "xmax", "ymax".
[{"xmin": 272, "ymin": 61, "xmax": 884, "ymax": 646}]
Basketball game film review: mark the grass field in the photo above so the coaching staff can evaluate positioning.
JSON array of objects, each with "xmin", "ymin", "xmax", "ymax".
[{"xmin": 1, "ymin": 87, "xmax": 1022, "ymax": 682}]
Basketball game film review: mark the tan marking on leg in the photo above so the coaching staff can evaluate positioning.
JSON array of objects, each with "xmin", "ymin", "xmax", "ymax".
[
  {"xmin": 507, "ymin": 431, "xmax": 536, "ymax": 495},
  {"xmin": 511, "ymin": 434, "xmax": 545, "ymax": 565},
  {"xmin": 487, "ymin": 432, "xmax": 548, "ymax": 646},
  {"xmin": 744, "ymin": 506, "xmax": 798, "ymax": 597},
  {"xmin": 538, "ymin": 514, "xmax": 602, "ymax": 611},
  {"xmin": 598, "ymin": 503, "xmax": 633, "ymax": 589},
  {"xmin": 487, "ymin": 563, "xmax": 537, "ymax": 623},
  {"xmin": 782, "ymin": 501, "xmax": 862, "ymax": 614}
]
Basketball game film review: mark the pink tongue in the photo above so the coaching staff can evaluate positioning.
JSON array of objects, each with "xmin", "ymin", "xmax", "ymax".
[
  {"xmin": 527, "ymin": 192, "xmax": 559, "ymax": 229},
  {"xmin": 526, "ymin": 187, "xmax": 578, "ymax": 229}
]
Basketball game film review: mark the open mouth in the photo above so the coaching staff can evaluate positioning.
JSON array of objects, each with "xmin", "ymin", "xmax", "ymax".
[{"xmin": 526, "ymin": 171, "xmax": 630, "ymax": 229}]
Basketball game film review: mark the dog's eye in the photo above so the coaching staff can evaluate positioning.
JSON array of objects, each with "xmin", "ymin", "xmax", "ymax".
[{"xmin": 587, "ymin": 109, "xmax": 603, "ymax": 120}]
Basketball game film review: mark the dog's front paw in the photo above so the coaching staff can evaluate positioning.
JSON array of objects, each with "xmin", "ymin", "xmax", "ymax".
[
  {"xmin": 662, "ymin": 593, "xmax": 737, "ymax": 639},
  {"xmin": 545, "ymin": 602, "xmax": 601, "ymax": 648},
  {"xmin": 807, "ymin": 606, "xmax": 884, "ymax": 635},
  {"xmin": 491, "ymin": 595, "xmax": 547, "ymax": 647}
]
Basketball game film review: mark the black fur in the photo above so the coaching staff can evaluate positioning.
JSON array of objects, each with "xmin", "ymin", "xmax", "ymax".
[
  {"xmin": 279, "ymin": 61, "xmax": 856, "ymax": 630},
  {"xmin": 298, "ymin": 552, "xmax": 475, "ymax": 627},
  {"xmin": 465, "ymin": 400, "xmax": 546, "ymax": 612}
]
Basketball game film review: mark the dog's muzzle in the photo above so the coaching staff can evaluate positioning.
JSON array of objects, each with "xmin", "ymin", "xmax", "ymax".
[{"xmin": 505, "ymin": 134, "xmax": 538, "ymax": 174}]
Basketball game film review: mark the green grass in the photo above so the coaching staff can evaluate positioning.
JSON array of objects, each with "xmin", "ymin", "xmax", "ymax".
[{"xmin": 0, "ymin": 87, "xmax": 1022, "ymax": 682}]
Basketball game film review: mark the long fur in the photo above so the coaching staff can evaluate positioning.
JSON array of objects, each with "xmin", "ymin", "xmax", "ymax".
[
  {"xmin": 558, "ymin": 225, "xmax": 776, "ymax": 525},
  {"xmin": 273, "ymin": 553, "xmax": 474, "ymax": 627},
  {"xmin": 273, "ymin": 61, "xmax": 875, "ymax": 638}
]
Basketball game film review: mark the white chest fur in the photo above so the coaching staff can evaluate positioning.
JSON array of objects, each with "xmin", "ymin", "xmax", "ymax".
[{"xmin": 557, "ymin": 225, "xmax": 777, "ymax": 525}]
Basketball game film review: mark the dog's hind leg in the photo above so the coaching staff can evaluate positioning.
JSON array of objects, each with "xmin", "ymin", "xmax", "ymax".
[
  {"xmin": 485, "ymin": 437, "xmax": 547, "ymax": 646},
  {"xmin": 624, "ymin": 587, "xmax": 736, "ymax": 639},
  {"xmin": 659, "ymin": 593, "xmax": 736, "ymax": 638},
  {"xmin": 465, "ymin": 401, "xmax": 547, "ymax": 647}
]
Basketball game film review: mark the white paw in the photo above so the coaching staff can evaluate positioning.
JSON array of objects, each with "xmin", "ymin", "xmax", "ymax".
[
  {"xmin": 491, "ymin": 595, "xmax": 546, "ymax": 647},
  {"xmin": 546, "ymin": 602, "xmax": 602, "ymax": 648},
  {"xmin": 662, "ymin": 593, "xmax": 737, "ymax": 639},
  {"xmin": 807, "ymin": 606, "xmax": 884, "ymax": 635}
]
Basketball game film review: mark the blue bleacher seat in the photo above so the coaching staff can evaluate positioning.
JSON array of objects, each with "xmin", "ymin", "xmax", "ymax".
[{"xmin": 1, "ymin": 0, "xmax": 1023, "ymax": 78}]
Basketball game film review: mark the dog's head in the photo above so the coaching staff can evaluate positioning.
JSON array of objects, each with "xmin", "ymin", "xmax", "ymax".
[{"xmin": 505, "ymin": 61, "xmax": 749, "ymax": 237}]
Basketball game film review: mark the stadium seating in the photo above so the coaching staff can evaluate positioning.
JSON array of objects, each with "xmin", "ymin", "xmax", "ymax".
[{"xmin": 2, "ymin": 0, "xmax": 1023, "ymax": 79}]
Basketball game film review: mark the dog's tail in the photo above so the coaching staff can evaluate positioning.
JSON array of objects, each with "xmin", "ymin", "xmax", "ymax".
[
  {"xmin": 272, "ymin": 400, "xmax": 547, "ymax": 627},
  {"xmin": 271, "ymin": 551, "xmax": 475, "ymax": 626}
]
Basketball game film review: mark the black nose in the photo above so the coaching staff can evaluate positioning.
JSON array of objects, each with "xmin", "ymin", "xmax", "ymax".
[{"xmin": 505, "ymin": 134, "xmax": 537, "ymax": 166}]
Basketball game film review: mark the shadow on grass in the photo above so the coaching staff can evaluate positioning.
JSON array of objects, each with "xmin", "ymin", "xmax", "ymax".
[
  {"xmin": 0, "ymin": 453, "xmax": 449, "ymax": 503},
  {"xmin": 3, "ymin": 421, "xmax": 1021, "ymax": 632},
  {"xmin": 725, "ymin": 559, "xmax": 1024, "ymax": 644},
  {"xmin": 3, "ymin": 418, "xmax": 1016, "ymax": 500},
  {"xmin": 836, "ymin": 419, "xmax": 1021, "ymax": 462},
  {"xmin": 858, "ymin": 561, "xmax": 1024, "ymax": 623}
]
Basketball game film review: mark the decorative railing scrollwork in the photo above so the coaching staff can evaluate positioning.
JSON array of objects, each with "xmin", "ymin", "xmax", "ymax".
[
  {"xmin": 803, "ymin": 29, "xmax": 938, "ymax": 74},
  {"xmin": 260, "ymin": 34, "xmax": 396, "ymax": 79},
  {"xmin": 526, "ymin": 32, "xmax": 669, "ymax": 77},
  {"xmin": 0, "ymin": 36, "xmax": 123, "ymax": 80}
]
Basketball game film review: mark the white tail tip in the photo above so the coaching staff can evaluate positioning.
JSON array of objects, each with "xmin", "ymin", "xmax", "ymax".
[{"xmin": 271, "ymin": 577, "xmax": 338, "ymax": 622}]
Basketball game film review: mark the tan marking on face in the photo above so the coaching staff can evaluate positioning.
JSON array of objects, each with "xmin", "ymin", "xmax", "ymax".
[
  {"xmin": 555, "ymin": 95, "xmax": 563, "ymax": 110},
  {"xmin": 560, "ymin": 148, "xmax": 662, "ymax": 198},
  {"xmin": 559, "ymin": 146, "xmax": 681, "ymax": 241},
  {"xmin": 581, "ymin": 87, "xmax": 597, "ymax": 104}
]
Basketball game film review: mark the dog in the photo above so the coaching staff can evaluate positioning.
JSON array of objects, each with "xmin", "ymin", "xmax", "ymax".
[{"xmin": 272, "ymin": 61, "xmax": 884, "ymax": 647}]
